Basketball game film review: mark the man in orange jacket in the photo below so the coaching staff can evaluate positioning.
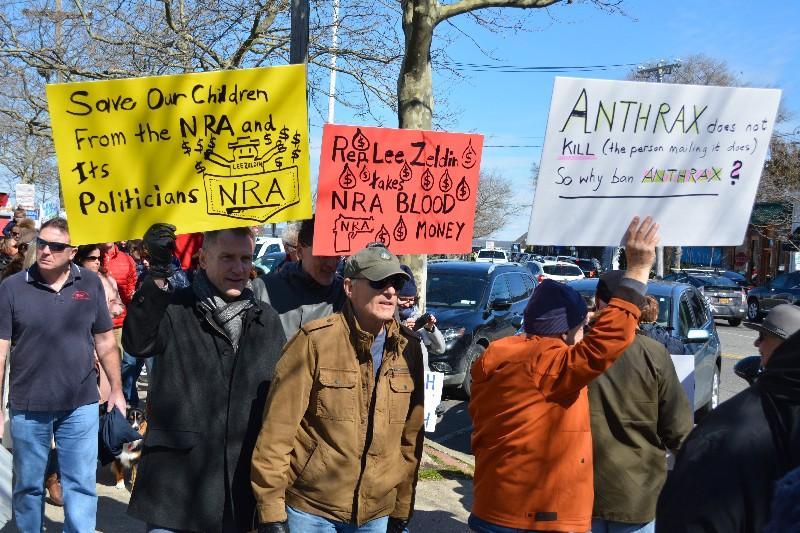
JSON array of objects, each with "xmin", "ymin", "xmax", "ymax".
[{"xmin": 469, "ymin": 216, "xmax": 659, "ymax": 533}]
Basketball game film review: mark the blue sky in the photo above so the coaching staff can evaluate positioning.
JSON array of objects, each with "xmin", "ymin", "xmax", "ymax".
[{"xmin": 317, "ymin": 0, "xmax": 800, "ymax": 241}]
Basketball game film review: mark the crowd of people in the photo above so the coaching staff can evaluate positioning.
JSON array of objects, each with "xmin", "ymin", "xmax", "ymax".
[{"xmin": 0, "ymin": 211, "xmax": 798, "ymax": 533}]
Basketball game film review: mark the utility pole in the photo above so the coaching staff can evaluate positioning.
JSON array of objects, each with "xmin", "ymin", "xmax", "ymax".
[
  {"xmin": 636, "ymin": 60, "xmax": 681, "ymax": 277},
  {"xmin": 327, "ymin": 0, "xmax": 341, "ymax": 124}
]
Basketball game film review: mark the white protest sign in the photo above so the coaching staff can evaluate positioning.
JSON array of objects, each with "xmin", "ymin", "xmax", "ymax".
[
  {"xmin": 14, "ymin": 184, "xmax": 35, "ymax": 210},
  {"xmin": 423, "ymin": 371, "xmax": 444, "ymax": 433},
  {"xmin": 528, "ymin": 77, "xmax": 781, "ymax": 246}
]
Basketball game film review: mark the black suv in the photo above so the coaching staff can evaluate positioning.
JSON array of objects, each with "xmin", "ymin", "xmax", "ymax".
[
  {"xmin": 426, "ymin": 261, "xmax": 537, "ymax": 397},
  {"xmin": 746, "ymin": 271, "xmax": 800, "ymax": 321}
]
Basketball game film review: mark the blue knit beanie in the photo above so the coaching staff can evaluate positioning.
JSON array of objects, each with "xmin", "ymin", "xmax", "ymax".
[
  {"xmin": 398, "ymin": 264, "xmax": 418, "ymax": 297},
  {"xmin": 524, "ymin": 279, "xmax": 588, "ymax": 335}
]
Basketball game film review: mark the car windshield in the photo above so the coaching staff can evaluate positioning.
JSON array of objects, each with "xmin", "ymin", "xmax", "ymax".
[
  {"xmin": 478, "ymin": 250, "xmax": 505, "ymax": 259},
  {"xmin": 426, "ymin": 273, "xmax": 486, "ymax": 309},
  {"xmin": 690, "ymin": 275, "xmax": 737, "ymax": 287},
  {"xmin": 544, "ymin": 264, "xmax": 583, "ymax": 276}
]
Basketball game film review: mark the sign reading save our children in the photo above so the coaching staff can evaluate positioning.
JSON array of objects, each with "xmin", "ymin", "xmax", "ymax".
[
  {"xmin": 314, "ymin": 124, "xmax": 483, "ymax": 255},
  {"xmin": 528, "ymin": 77, "xmax": 781, "ymax": 246},
  {"xmin": 46, "ymin": 65, "xmax": 311, "ymax": 244}
]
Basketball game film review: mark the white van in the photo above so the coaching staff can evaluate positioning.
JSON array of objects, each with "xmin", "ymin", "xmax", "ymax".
[
  {"xmin": 475, "ymin": 249, "xmax": 509, "ymax": 263},
  {"xmin": 254, "ymin": 237, "xmax": 284, "ymax": 259}
]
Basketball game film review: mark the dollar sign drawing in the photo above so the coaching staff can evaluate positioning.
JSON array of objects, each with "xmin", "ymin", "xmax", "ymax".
[
  {"xmin": 352, "ymin": 128, "xmax": 370, "ymax": 151},
  {"xmin": 456, "ymin": 177, "xmax": 471, "ymax": 201},
  {"xmin": 421, "ymin": 168, "xmax": 434, "ymax": 191},
  {"xmin": 292, "ymin": 132, "xmax": 301, "ymax": 146},
  {"xmin": 339, "ymin": 163, "xmax": 356, "ymax": 189},
  {"xmin": 439, "ymin": 169, "xmax": 453, "ymax": 193},
  {"xmin": 393, "ymin": 216, "xmax": 408, "ymax": 241},
  {"xmin": 359, "ymin": 166, "xmax": 371, "ymax": 182},
  {"xmin": 181, "ymin": 141, "xmax": 190, "ymax": 155},
  {"xmin": 195, "ymin": 161, "xmax": 206, "ymax": 174},
  {"xmin": 399, "ymin": 161, "xmax": 413, "ymax": 182},
  {"xmin": 376, "ymin": 224, "xmax": 390, "ymax": 246},
  {"xmin": 462, "ymin": 140, "xmax": 477, "ymax": 169},
  {"xmin": 279, "ymin": 126, "xmax": 289, "ymax": 142},
  {"xmin": 291, "ymin": 148, "xmax": 301, "ymax": 162}
]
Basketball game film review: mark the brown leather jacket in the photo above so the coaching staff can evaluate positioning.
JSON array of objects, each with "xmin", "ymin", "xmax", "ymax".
[{"xmin": 251, "ymin": 301, "xmax": 425, "ymax": 525}]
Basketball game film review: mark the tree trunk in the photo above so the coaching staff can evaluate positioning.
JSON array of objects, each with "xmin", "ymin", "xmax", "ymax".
[{"xmin": 397, "ymin": 0, "xmax": 437, "ymax": 309}]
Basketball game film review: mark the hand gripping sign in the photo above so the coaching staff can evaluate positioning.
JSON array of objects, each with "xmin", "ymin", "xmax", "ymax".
[
  {"xmin": 314, "ymin": 124, "xmax": 483, "ymax": 255},
  {"xmin": 46, "ymin": 65, "xmax": 311, "ymax": 244}
]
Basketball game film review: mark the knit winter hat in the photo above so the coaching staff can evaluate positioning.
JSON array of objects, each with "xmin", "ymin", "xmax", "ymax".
[
  {"xmin": 596, "ymin": 270, "xmax": 626, "ymax": 304},
  {"xmin": 524, "ymin": 279, "xmax": 588, "ymax": 335},
  {"xmin": 397, "ymin": 265, "xmax": 418, "ymax": 297}
]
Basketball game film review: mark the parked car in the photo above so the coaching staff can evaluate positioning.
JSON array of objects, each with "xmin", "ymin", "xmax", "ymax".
[
  {"xmin": 524, "ymin": 260, "xmax": 544, "ymax": 279},
  {"xmin": 746, "ymin": 270, "xmax": 800, "ymax": 322},
  {"xmin": 426, "ymin": 261, "xmax": 537, "ymax": 397},
  {"xmin": 568, "ymin": 278, "xmax": 723, "ymax": 418},
  {"xmin": 574, "ymin": 258, "xmax": 602, "ymax": 278},
  {"xmin": 681, "ymin": 268, "xmax": 753, "ymax": 292},
  {"xmin": 556, "ymin": 255, "xmax": 578, "ymax": 263},
  {"xmin": 539, "ymin": 261, "xmax": 585, "ymax": 283},
  {"xmin": 662, "ymin": 272, "xmax": 747, "ymax": 326},
  {"xmin": 475, "ymin": 249, "xmax": 509, "ymax": 263},
  {"xmin": 253, "ymin": 236, "xmax": 284, "ymax": 259},
  {"xmin": 253, "ymin": 251, "xmax": 288, "ymax": 275}
]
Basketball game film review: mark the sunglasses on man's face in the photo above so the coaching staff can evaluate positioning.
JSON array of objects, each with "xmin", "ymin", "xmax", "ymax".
[
  {"xmin": 9, "ymin": 231, "xmax": 21, "ymax": 238},
  {"xmin": 36, "ymin": 237, "xmax": 72, "ymax": 252},
  {"xmin": 353, "ymin": 276, "xmax": 406, "ymax": 292}
]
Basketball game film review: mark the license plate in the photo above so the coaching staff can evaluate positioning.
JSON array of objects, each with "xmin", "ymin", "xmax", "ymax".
[{"xmin": 718, "ymin": 298, "xmax": 731, "ymax": 304}]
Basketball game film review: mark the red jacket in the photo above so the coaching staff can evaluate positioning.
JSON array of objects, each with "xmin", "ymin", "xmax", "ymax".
[
  {"xmin": 469, "ymin": 294, "xmax": 642, "ymax": 532},
  {"xmin": 102, "ymin": 244, "xmax": 137, "ymax": 328}
]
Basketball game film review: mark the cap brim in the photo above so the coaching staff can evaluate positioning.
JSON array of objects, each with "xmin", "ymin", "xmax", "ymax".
[
  {"xmin": 744, "ymin": 321, "xmax": 782, "ymax": 339},
  {"xmin": 361, "ymin": 264, "xmax": 410, "ymax": 282}
]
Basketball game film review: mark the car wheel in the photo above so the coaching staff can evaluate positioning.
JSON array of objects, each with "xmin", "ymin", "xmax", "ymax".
[
  {"xmin": 727, "ymin": 318, "xmax": 742, "ymax": 327},
  {"xmin": 696, "ymin": 365, "xmax": 720, "ymax": 420},
  {"xmin": 461, "ymin": 344, "xmax": 486, "ymax": 399},
  {"xmin": 746, "ymin": 299, "xmax": 761, "ymax": 322}
]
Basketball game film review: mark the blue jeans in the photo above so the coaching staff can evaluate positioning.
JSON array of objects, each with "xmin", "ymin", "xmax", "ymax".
[
  {"xmin": 468, "ymin": 514, "xmax": 550, "ymax": 533},
  {"xmin": 287, "ymin": 506, "xmax": 390, "ymax": 532},
  {"xmin": 121, "ymin": 352, "xmax": 153, "ymax": 407},
  {"xmin": 11, "ymin": 403, "xmax": 99, "ymax": 533},
  {"xmin": 591, "ymin": 519, "xmax": 655, "ymax": 533}
]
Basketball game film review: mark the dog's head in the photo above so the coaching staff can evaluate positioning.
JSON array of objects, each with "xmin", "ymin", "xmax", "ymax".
[{"xmin": 127, "ymin": 407, "xmax": 146, "ymax": 433}]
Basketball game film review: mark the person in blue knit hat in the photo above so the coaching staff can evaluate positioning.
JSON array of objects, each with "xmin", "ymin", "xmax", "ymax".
[{"xmin": 397, "ymin": 264, "xmax": 445, "ymax": 363}]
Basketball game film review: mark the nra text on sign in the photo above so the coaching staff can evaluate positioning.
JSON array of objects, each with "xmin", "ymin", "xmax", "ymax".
[
  {"xmin": 46, "ymin": 65, "xmax": 311, "ymax": 244},
  {"xmin": 528, "ymin": 77, "xmax": 781, "ymax": 246},
  {"xmin": 314, "ymin": 124, "xmax": 483, "ymax": 255}
]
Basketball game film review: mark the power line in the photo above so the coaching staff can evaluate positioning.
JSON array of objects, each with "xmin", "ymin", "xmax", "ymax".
[{"xmin": 451, "ymin": 61, "xmax": 643, "ymax": 74}]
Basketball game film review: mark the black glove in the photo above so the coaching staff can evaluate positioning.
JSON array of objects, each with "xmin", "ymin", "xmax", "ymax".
[
  {"xmin": 257, "ymin": 521, "xmax": 290, "ymax": 533},
  {"xmin": 387, "ymin": 517, "xmax": 408, "ymax": 533},
  {"xmin": 143, "ymin": 223, "xmax": 176, "ymax": 279}
]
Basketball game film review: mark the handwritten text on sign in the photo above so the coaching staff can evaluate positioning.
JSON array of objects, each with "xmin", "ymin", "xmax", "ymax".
[
  {"xmin": 314, "ymin": 124, "xmax": 483, "ymax": 255},
  {"xmin": 46, "ymin": 65, "xmax": 311, "ymax": 244},
  {"xmin": 528, "ymin": 77, "xmax": 781, "ymax": 246}
]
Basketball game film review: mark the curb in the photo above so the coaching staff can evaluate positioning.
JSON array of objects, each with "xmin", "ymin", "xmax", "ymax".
[{"xmin": 424, "ymin": 438, "xmax": 475, "ymax": 468}]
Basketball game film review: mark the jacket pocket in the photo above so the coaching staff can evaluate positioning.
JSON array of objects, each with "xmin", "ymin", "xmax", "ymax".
[
  {"xmin": 389, "ymin": 374, "xmax": 414, "ymax": 424},
  {"xmin": 315, "ymin": 368, "xmax": 357, "ymax": 422},
  {"xmin": 289, "ymin": 431, "xmax": 322, "ymax": 487},
  {"xmin": 144, "ymin": 428, "xmax": 199, "ymax": 450}
]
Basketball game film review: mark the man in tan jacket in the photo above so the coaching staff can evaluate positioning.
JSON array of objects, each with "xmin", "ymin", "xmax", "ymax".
[{"xmin": 251, "ymin": 243, "xmax": 425, "ymax": 533}]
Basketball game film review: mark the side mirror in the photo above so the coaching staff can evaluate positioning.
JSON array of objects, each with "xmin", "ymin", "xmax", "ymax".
[
  {"xmin": 684, "ymin": 328, "xmax": 710, "ymax": 343},
  {"xmin": 734, "ymin": 355, "xmax": 762, "ymax": 386},
  {"xmin": 489, "ymin": 298, "xmax": 512, "ymax": 311}
]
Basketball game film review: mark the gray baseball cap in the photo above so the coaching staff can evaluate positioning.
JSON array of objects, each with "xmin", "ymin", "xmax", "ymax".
[
  {"xmin": 343, "ymin": 243, "xmax": 410, "ymax": 282},
  {"xmin": 744, "ymin": 304, "xmax": 800, "ymax": 340}
]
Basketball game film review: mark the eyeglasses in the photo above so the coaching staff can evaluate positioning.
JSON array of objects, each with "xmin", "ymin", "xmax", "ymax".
[
  {"xmin": 36, "ymin": 237, "xmax": 72, "ymax": 252},
  {"xmin": 353, "ymin": 276, "xmax": 406, "ymax": 292},
  {"xmin": 85, "ymin": 255, "xmax": 101, "ymax": 262},
  {"xmin": 9, "ymin": 231, "xmax": 21, "ymax": 238}
]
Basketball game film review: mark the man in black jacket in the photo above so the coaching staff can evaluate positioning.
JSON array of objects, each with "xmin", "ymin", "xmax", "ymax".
[
  {"xmin": 589, "ymin": 271, "xmax": 692, "ymax": 533},
  {"xmin": 123, "ymin": 224, "xmax": 286, "ymax": 532},
  {"xmin": 251, "ymin": 216, "xmax": 345, "ymax": 340},
  {"xmin": 656, "ymin": 308, "xmax": 800, "ymax": 532}
]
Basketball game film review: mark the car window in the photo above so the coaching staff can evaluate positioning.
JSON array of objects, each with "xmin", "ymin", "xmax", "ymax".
[
  {"xmin": 550, "ymin": 264, "xmax": 583, "ymax": 276},
  {"xmin": 521, "ymin": 273, "xmax": 536, "ymax": 294},
  {"xmin": 650, "ymin": 295, "xmax": 671, "ymax": 327},
  {"xmin": 489, "ymin": 274, "xmax": 511, "ymax": 302},
  {"xmin": 688, "ymin": 292, "xmax": 709, "ymax": 327},
  {"xmin": 478, "ymin": 250, "xmax": 506, "ymax": 259},
  {"xmin": 772, "ymin": 274, "xmax": 789, "ymax": 289},
  {"xmin": 678, "ymin": 297, "xmax": 693, "ymax": 337},
  {"xmin": 426, "ymin": 273, "xmax": 486, "ymax": 309},
  {"xmin": 526, "ymin": 262, "xmax": 542, "ymax": 275},
  {"xmin": 506, "ymin": 273, "xmax": 528, "ymax": 302}
]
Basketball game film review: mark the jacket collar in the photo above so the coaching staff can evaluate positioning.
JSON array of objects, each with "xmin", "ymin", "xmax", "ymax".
[
  {"xmin": 341, "ymin": 300, "xmax": 407, "ymax": 360},
  {"xmin": 26, "ymin": 262, "xmax": 81, "ymax": 285}
]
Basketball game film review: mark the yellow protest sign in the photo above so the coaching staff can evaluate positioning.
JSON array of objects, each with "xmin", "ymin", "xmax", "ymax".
[{"xmin": 46, "ymin": 65, "xmax": 311, "ymax": 244}]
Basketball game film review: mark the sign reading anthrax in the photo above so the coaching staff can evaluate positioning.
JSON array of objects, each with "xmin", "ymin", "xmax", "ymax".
[
  {"xmin": 314, "ymin": 124, "xmax": 483, "ymax": 255},
  {"xmin": 46, "ymin": 65, "xmax": 311, "ymax": 244}
]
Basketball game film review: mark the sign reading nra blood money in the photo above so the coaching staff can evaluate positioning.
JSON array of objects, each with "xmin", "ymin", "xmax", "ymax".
[
  {"xmin": 314, "ymin": 124, "xmax": 483, "ymax": 255},
  {"xmin": 46, "ymin": 65, "xmax": 311, "ymax": 244}
]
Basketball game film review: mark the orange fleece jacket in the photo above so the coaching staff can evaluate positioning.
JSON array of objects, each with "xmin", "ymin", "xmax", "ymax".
[{"xmin": 469, "ymin": 295, "xmax": 642, "ymax": 532}]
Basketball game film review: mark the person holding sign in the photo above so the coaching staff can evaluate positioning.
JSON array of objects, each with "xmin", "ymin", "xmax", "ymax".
[
  {"xmin": 251, "ymin": 243, "xmax": 424, "ymax": 533},
  {"xmin": 468, "ymin": 217, "xmax": 658, "ymax": 533},
  {"xmin": 0, "ymin": 217, "xmax": 126, "ymax": 532},
  {"xmin": 122, "ymin": 224, "xmax": 286, "ymax": 532}
]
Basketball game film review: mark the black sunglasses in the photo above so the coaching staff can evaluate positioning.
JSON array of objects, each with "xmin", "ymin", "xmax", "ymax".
[
  {"xmin": 353, "ymin": 276, "xmax": 406, "ymax": 291},
  {"xmin": 36, "ymin": 237, "xmax": 72, "ymax": 252}
]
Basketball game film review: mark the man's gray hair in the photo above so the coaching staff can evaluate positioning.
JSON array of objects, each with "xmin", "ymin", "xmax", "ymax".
[
  {"xmin": 282, "ymin": 222, "xmax": 300, "ymax": 249},
  {"xmin": 202, "ymin": 227, "xmax": 255, "ymax": 248}
]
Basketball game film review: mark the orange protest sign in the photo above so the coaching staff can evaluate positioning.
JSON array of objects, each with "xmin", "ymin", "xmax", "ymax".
[{"xmin": 314, "ymin": 124, "xmax": 483, "ymax": 255}]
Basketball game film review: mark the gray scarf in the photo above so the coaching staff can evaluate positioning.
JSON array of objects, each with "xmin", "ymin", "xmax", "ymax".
[{"xmin": 193, "ymin": 270, "xmax": 254, "ymax": 352}]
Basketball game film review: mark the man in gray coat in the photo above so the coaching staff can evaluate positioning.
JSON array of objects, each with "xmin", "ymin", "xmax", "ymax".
[{"xmin": 589, "ymin": 271, "xmax": 693, "ymax": 533}]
